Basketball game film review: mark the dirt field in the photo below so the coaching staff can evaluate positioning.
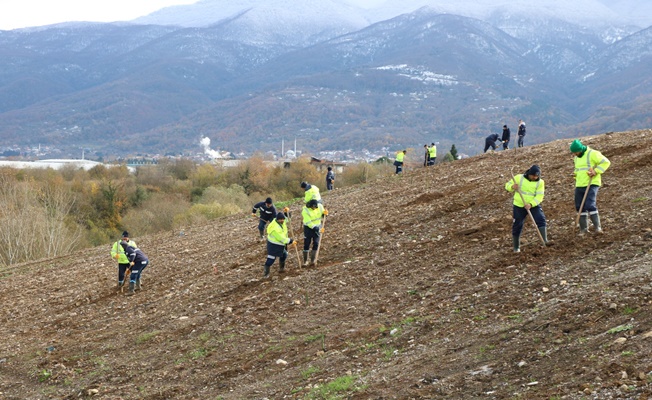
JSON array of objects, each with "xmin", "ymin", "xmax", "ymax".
[{"xmin": 1, "ymin": 130, "xmax": 651, "ymax": 399}]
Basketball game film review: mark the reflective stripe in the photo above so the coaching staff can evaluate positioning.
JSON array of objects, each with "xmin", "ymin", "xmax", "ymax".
[{"xmin": 268, "ymin": 238, "xmax": 286, "ymax": 246}]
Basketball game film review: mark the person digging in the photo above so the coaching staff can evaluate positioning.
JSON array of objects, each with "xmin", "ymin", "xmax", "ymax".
[
  {"xmin": 505, "ymin": 164, "xmax": 549, "ymax": 252},
  {"xmin": 263, "ymin": 211, "xmax": 296, "ymax": 279},
  {"xmin": 301, "ymin": 199, "xmax": 328, "ymax": 266}
]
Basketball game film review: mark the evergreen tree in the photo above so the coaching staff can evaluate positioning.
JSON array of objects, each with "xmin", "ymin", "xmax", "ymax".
[{"xmin": 450, "ymin": 144, "xmax": 458, "ymax": 160}]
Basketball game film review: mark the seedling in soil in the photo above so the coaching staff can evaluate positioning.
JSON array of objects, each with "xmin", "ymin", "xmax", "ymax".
[{"xmin": 607, "ymin": 324, "xmax": 633, "ymax": 334}]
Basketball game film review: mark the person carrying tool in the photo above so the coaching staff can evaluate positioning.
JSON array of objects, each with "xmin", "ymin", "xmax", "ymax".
[
  {"xmin": 484, "ymin": 133, "xmax": 502, "ymax": 153},
  {"xmin": 301, "ymin": 181, "xmax": 322, "ymax": 204},
  {"xmin": 501, "ymin": 125, "xmax": 511, "ymax": 150},
  {"xmin": 110, "ymin": 231, "xmax": 137, "ymax": 290},
  {"xmin": 570, "ymin": 139, "xmax": 611, "ymax": 234},
  {"xmin": 263, "ymin": 211, "xmax": 296, "ymax": 278},
  {"xmin": 394, "ymin": 150, "xmax": 406, "ymax": 174},
  {"xmin": 423, "ymin": 144, "xmax": 429, "ymax": 167},
  {"xmin": 505, "ymin": 165, "xmax": 548, "ymax": 252},
  {"xmin": 119, "ymin": 240, "xmax": 149, "ymax": 295},
  {"xmin": 252, "ymin": 197, "xmax": 277, "ymax": 241},
  {"xmin": 428, "ymin": 143, "xmax": 437, "ymax": 165},
  {"xmin": 302, "ymin": 199, "xmax": 328, "ymax": 266},
  {"xmin": 325, "ymin": 167, "xmax": 335, "ymax": 191}
]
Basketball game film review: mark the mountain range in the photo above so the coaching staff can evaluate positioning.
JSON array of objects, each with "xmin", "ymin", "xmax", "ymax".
[{"xmin": 0, "ymin": 0, "xmax": 651, "ymax": 158}]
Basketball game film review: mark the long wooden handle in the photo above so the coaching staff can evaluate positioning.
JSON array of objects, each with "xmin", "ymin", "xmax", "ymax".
[{"xmin": 510, "ymin": 169, "xmax": 546, "ymax": 247}]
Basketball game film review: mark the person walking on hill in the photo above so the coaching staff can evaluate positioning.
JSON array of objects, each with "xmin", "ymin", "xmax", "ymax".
[
  {"xmin": 428, "ymin": 143, "xmax": 437, "ymax": 166},
  {"xmin": 325, "ymin": 167, "xmax": 335, "ymax": 191},
  {"xmin": 394, "ymin": 150, "xmax": 406, "ymax": 174},
  {"xmin": 302, "ymin": 199, "xmax": 327, "ymax": 267},
  {"xmin": 263, "ymin": 211, "xmax": 296, "ymax": 278},
  {"xmin": 501, "ymin": 125, "xmax": 511, "ymax": 150},
  {"xmin": 301, "ymin": 181, "xmax": 322, "ymax": 204},
  {"xmin": 505, "ymin": 165, "xmax": 548, "ymax": 252},
  {"xmin": 517, "ymin": 120, "xmax": 526, "ymax": 148},
  {"xmin": 252, "ymin": 197, "xmax": 277, "ymax": 241},
  {"xmin": 110, "ymin": 231, "xmax": 137, "ymax": 290},
  {"xmin": 423, "ymin": 144, "xmax": 429, "ymax": 167},
  {"xmin": 119, "ymin": 240, "xmax": 149, "ymax": 295},
  {"xmin": 570, "ymin": 139, "xmax": 611, "ymax": 234},
  {"xmin": 484, "ymin": 133, "xmax": 501, "ymax": 153}
]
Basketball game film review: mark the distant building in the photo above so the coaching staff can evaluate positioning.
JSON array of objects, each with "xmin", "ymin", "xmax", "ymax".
[
  {"xmin": 309, "ymin": 157, "xmax": 345, "ymax": 173},
  {"xmin": 0, "ymin": 159, "xmax": 132, "ymax": 172}
]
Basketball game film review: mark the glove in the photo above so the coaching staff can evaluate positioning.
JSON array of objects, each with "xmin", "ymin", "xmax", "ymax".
[
  {"xmin": 323, "ymin": 209, "xmax": 329, "ymax": 216},
  {"xmin": 130, "ymin": 262, "xmax": 135, "ymax": 267},
  {"xmin": 251, "ymin": 213, "xmax": 256, "ymax": 217},
  {"xmin": 320, "ymin": 228, "xmax": 325, "ymax": 233},
  {"xmin": 283, "ymin": 207, "xmax": 289, "ymax": 213},
  {"xmin": 290, "ymin": 240, "xmax": 297, "ymax": 247}
]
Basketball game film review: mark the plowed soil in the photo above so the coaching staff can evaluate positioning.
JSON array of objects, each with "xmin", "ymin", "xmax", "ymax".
[{"xmin": 1, "ymin": 130, "xmax": 652, "ymax": 399}]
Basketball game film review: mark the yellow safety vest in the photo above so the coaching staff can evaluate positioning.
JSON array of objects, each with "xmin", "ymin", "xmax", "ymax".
[
  {"xmin": 266, "ymin": 219, "xmax": 289, "ymax": 246},
  {"xmin": 302, "ymin": 203, "xmax": 325, "ymax": 228},
  {"xmin": 395, "ymin": 152, "xmax": 405, "ymax": 162},
  {"xmin": 428, "ymin": 146, "xmax": 437, "ymax": 158},
  {"xmin": 505, "ymin": 174, "xmax": 545, "ymax": 208},
  {"xmin": 304, "ymin": 185, "xmax": 321, "ymax": 204},
  {"xmin": 574, "ymin": 147, "xmax": 610, "ymax": 187}
]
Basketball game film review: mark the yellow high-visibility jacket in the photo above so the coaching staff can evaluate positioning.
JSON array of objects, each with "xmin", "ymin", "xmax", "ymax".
[
  {"xmin": 505, "ymin": 174, "xmax": 545, "ymax": 208},
  {"xmin": 302, "ymin": 203, "xmax": 325, "ymax": 228},
  {"xmin": 304, "ymin": 185, "xmax": 321, "ymax": 204},
  {"xmin": 395, "ymin": 152, "xmax": 405, "ymax": 162},
  {"xmin": 574, "ymin": 147, "xmax": 610, "ymax": 187},
  {"xmin": 111, "ymin": 239, "xmax": 137, "ymax": 264},
  {"xmin": 428, "ymin": 146, "xmax": 437, "ymax": 158},
  {"xmin": 266, "ymin": 219, "xmax": 290, "ymax": 246}
]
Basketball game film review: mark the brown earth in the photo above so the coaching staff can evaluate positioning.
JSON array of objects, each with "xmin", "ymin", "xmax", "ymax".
[{"xmin": 1, "ymin": 130, "xmax": 652, "ymax": 400}]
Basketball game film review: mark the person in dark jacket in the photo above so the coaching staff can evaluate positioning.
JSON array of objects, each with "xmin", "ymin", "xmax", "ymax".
[
  {"xmin": 501, "ymin": 125, "xmax": 511, "ymax": 150},
  {"xmin": 119, "ymin": 241, "xmax": 149, "ymax": 295},
  {"xmin": 517, "ymin": 120, "xmax": 526, "ymax": 147},
  {"xmin": 484, "ymin": 133, "xmax": 501, "ymax": 153},
  {"xmin": 325, "ymin": 167, "xmax": 335, "ymax": 191},
  {"xmin": 252, "ymin": 197, "xmax": 277, "ymax": 240}
]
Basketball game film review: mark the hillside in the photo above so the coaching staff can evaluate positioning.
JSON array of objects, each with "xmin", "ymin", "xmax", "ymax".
[{"xmin": 1, "ymin": 130, "xmax": 651, "ymax": 399}]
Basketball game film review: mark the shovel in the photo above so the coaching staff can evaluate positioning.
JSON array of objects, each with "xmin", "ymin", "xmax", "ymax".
[
  {"xmin": 510, "ymin": 168, "xmax": 547, "ymax": 247},
  {"xmin": 574, "ymin": 174, "xmax": 594, "ymax": 229},
  {"xmin": 313, "ymin": 214, "xmax": 327, "ymax": 266}
]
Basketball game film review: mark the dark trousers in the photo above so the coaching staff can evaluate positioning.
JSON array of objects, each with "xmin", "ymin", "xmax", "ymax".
[
  {"xmin": 427, "ymin": 157, "xmax": 436, "ymax": 166},
  {"xmin": 512, "ymin": 205, "xmax": 546, "ymax": 237},
  {"xmin": 502, "ymin": 140, "xmax": 509, "ymax": 150},
  {"xmin": 574, "ymin": 185, "xmax": 599, "ymax": 213},
  {"xmin": 265, "ymin": 250, "xmax": 287, "ymax": 268},
  {"xmin": 129, "ymin": 260, "xmax": 149, "ymax": 283},
  {"xmin": 118, "ymin": 263, "xmax": 130, "ymax": 282},
  {"xmin": 326, "ymin": 181, "xmax": 333, "ymax": 190},
  {"xmin": 303, "ymin": 226, "xmax": 321, "ymax": 251},
  {"xmin": 395, "ymin": 162, "xmax": 403, "ymax": 174},
  {"xmin": 484, "ymin": 140, "xmax": 497, "ymax": 152},
  {"xmin": 258, "ymin": 219, "xmax": 269, "ymax": 235},
  {"xmin": 517, "ymin": 135, "xmax": 524, "ymax": 147}
]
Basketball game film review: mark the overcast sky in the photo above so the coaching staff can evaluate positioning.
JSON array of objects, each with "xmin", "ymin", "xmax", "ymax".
[{"xmin": 0, "ymin": 0, "xmax": 200, "ymax": 30}]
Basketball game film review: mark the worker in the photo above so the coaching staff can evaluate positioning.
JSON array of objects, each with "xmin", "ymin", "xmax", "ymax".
[
  {"xmin": 423, "ymin": 144, "xmax": 429, "ymax": 167},
  {"xmin": 110, "ymin": 231, "xmax": 137, "ymax": 290},
  {"xmin": 505, "ymin": 165, "xmax": 548, "ymax": 252},
  {"xmin": 301, "ymin": 181, "xmax": 322, "ymax": 204},
  {"xmin": 428, "ymin": 143, "xmax": 437, "ymax": 165},
  {"xmin": 484, "ymin": 133, "xmax": 501, "ymax": 153},
  {"xmin": 119, "ymin": 241, "xmax": 150, "ymax": 295},
  {"xmin": 570, "ymin": 139, "xmax": 611, "ymax": 234},
  {"xmin": 325, "ymin": 167, "xmax": 335, "ymax": 191},
  {"xmin": 302, "ymin": 199, "xmax": 327, "ymax": 266},
  {"xmin": 517, "ymin": 120, "xmax": 526, "ymax": 147},
  {"xmin": 394, "ymin": 150, "xmax": 406, "ymax": 174},
  {"xmin": 501, "ymin": 125, "xmax": 511, "ymax": 150},
  {"xmin": 264, "ymin": 211, "xmax": 295, "ymax": 278},
  {"xmin": 252, "ymin": 197, "xmax": 277, "ymax": 240}
]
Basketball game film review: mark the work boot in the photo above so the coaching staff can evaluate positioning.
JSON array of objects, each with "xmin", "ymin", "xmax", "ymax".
[
  {"xmin": 302, "ymin": 251, "xmax": 309, "ymax": 267},
  {"xmin": 135, "ymin": 278, "xmax": 142, "ymax": 291},
  {"xmin": 117, "ymin": 280, "xmax": 124, "ymax": 290},
  {"xmin": 279, "ymin": 259, "xmax": 286, "ymax": 273},
  {"xmin": 512, "ymin": 235, "xmax": 520, "ymax": 253},
  {"xmin": 589, "ymin": 213, "xmax": 603, "ymax": 234},
  {"xmin": 263, "ymin": 265, "xmax": 270, "ymax": 279},
  {"xmin": 538, "ymin": 226, "xmax": 549, "ymax": 245},
  {"xmin": 126, "ymin": 282, "xmax": 135, "ymax": 296},
  {"xmin": 309, "ymin": 250, "xmax": 317, "ymax": 266},
  {"xmin": 579, "ymin": 214, "xmax": 589, "ymax": 235}
]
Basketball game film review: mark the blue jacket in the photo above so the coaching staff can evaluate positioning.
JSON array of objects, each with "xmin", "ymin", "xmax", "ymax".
[
  {"xmin": 252, "ymin": 201, "xmax": 277, "ymax": 222},
  {"xmin": 120, "ymin": 242, "xmax": 149, "ymax": 265}
]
